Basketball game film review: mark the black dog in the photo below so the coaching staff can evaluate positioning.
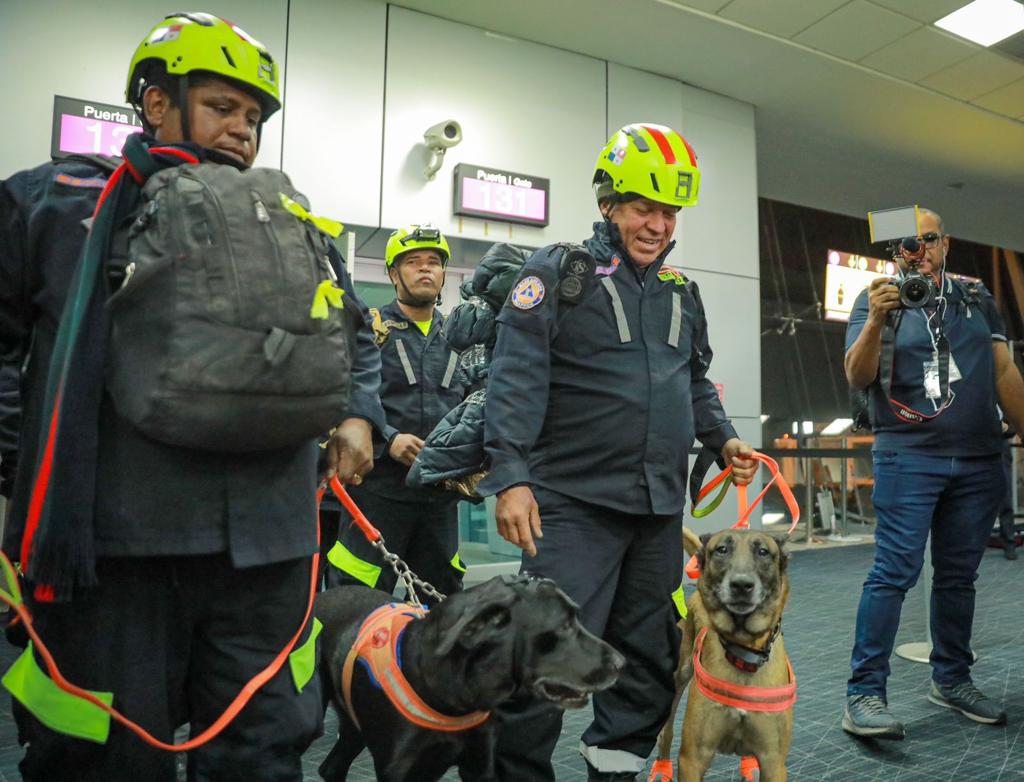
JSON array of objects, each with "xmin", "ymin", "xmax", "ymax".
[{"xmin": 315, "ymin": 575, "xmax": 625, "ymax": 781}]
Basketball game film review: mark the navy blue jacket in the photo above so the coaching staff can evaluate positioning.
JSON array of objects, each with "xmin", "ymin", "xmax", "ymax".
[
  {"xmin": 846, "ymin": 277, "xmax": 1006, "ymax": 456},
  {"xmin": 480, "ymin": 220, "xmax": 738, "ymax": 516},
  {"xmin": 363, "ymin": 300, "xmax": 466, "ymax": 503},
  {"xmin": 0, "ymin": 155, "xmax": 385, "ymax": 566}
]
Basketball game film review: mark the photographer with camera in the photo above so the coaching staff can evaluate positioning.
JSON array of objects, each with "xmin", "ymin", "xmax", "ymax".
[{"xmin": 842, "ymin": 208, "xmax": 1024, "ymax": 741}]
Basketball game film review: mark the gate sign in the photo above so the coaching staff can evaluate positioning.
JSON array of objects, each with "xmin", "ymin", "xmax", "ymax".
[
  {"xmin": 453, "ymin": 163, "xmax": 550, "ymax": 227},
  {"xmin": 51, "ymin": 95, "xmax": 143, "ymax": 158}
]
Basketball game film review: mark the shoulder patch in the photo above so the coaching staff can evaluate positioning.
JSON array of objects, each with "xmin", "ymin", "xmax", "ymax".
[
  {"xmin": 511, "ymin": 276, "xmax": 546, "ymax": 310},
  {"xmin": 657, "ymin": 265, "xmax": 688, "ymax": 286},
  {"xmin": 54, "ymin": 172, "xmax": 107, "ymax": 189}
]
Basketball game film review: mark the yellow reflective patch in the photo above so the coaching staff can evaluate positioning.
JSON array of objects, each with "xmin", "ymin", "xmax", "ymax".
[
  {"xmin": 279, "ymin": 193, "xmax": 344, "ymax": 238},
  {"xmin": 450, "ymin": 552, "xmax": 466, "ymax": 573},
  {"xmin": 2, "ymin": 643, "xmax": 113, "ymax": 744},
  {"xmin": 310, "ymin": 280, "xmax": 345, "ymax": 319},
  {"xmin": 671, "ymin": 584, "xmax": 688, "ymax": 619},
  {"xmin": 327, "ymin": 541, "xmax": 381, "ymax": 588},
  {"xmin": 288, "ymin": 617, "xmax": 323, "ymax": 694}
]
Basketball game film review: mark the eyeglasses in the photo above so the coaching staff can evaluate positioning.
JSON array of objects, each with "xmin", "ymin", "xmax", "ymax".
[{"xmin": 917, "ymin": 232, "xmax": 943, "ymax": 248}]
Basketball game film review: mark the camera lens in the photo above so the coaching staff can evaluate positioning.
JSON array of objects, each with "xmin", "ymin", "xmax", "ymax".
[
  {"xmin": 444, "ymin": 123, "xmax": 458, "ymax": 139},
  {"xmin": 899, "ymin": 275, "xmax": 931, "ymax": 309}
]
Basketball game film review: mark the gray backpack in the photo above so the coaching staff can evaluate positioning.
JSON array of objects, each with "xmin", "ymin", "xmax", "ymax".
[{"xmin": 106, "ymin": 163, "xmax": 354, "ymax": 452}]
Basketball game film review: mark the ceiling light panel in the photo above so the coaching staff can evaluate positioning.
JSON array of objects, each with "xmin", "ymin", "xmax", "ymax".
[{"xmin": 935, "ymin": 0, "xmax": 1024, "ymax": 47}]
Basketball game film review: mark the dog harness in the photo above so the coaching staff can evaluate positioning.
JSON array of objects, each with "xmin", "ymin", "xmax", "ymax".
[
  {"xmin": 340, "ymin": 603, "xmax": 491, "ymax": 732},
  {"xmin": 693, "ymin": 627, "xmax": 796, "ymax": 713}
]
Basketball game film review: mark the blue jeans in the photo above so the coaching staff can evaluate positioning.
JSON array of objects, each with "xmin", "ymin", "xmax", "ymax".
[{"xmin": 847, "ymin": 451, "xmax": 1003, "ymax": 698}]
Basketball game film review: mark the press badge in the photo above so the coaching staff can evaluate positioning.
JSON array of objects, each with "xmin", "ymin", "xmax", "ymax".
[{"xmin": 922, "ymin": 352, "xmax": 962, "ymax": 400}]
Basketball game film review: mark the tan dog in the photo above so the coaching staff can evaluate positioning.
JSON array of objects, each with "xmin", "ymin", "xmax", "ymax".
[{"xmin": 653, "ymin": 527, "xmax": 793, "ymax": 782}]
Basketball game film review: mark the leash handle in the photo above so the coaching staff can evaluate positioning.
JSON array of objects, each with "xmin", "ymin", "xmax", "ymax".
[
  {"xmin": 685, "ymin": 451, "xmax": 801, "ymax": 580},
  {"xmin": 325, "ymin": 476, "xmax": 382, "ymax": 543}
]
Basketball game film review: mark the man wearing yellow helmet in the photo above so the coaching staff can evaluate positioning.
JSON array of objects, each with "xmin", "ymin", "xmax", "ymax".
[
  {"xmin": 480, "ymin": 124, "xmax": 756, "ymax": 781},
  {"xmin": 0, "ymin": 12, "xmax": 386, "ymax": 781},
  {"xmin": 327, "ymin": 225, "xmax": 468, "ymax": 602}
]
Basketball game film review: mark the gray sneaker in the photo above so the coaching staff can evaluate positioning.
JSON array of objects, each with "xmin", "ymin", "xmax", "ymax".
[
  {"xmin": 842, "ymin": 694, "xmax": 906, "ymax": 740},
  {"xmin": 928, "ymin": 681, "xmax": 1007, "ymax": 725}
]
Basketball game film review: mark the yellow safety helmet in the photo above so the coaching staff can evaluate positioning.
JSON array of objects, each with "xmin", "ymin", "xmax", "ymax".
[
  {"xmin": 593, "ymin": 123, "xmax": 701, "ymax": 208},
  {"xmin": 126, "ymin": 12, "xmax": 281, "ymax": 120},
  {"xmin": 385, "ymin": 225, "xmax": 451, "ymax": 268}
]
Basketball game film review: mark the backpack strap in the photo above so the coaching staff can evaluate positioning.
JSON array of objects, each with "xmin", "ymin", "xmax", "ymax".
[{"xmin": 54, "ymin": 153, "xmax": 122, "ymax": 175}]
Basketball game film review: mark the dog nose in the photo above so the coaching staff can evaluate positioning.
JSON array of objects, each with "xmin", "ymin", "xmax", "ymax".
[{"xmin": 729, "ymin": 576, "xmax": 755, "ymax": 597}]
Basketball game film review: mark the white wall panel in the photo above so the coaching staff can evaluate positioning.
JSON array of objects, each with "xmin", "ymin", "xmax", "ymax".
[
  {"xmin": 686, "ymin": 273, "xmax": 761, "ymax": 419},
  {"xmin": 282, "ymin": 0, "xmax": 386, "ymax": 225},
  {"xmin": 0, "ymin": 1, "xmax": 287, "ymax": 177},
  {"xmin": 380, "ymin": 7, "xmax": 606, "ymax": 246},
  {"xmin": 678, "ymin": 84, "xmax": 759, "ymax": 280}
]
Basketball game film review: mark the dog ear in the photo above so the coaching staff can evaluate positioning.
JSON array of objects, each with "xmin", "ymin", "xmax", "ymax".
[
  {"xmin": 767, "ymin": 532, "xmax": 791, "ymax": 571},
  {"xmin": 435, "ymin": 579, "xmax": 518, "ymax": 656},
  {"xmin": 696, "ymin": 533, "xmax": 712, "ymax": 569}
]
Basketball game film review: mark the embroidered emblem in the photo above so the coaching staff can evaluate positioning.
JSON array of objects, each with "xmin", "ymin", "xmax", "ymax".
[
  {"xmin": 511, "ymin": 276, "xmax": 545, "ymax": 310},
  {"xmin": 595, "ymin": 256, "xmax": 621, "ymax": 276},
  {"xmin": 54, "ymin": 173, "xmax": 106, "ymax": 189},
  {"xmin": 658, "ymin": 265, "xmax": 687, "ymax": 286}
]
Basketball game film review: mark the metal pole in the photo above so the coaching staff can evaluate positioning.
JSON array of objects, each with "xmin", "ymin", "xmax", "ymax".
[
  {"xmin": 804, "ymin": 452, "xmax": 814, "ymax": 543},
  {"xmin": 840, "ymin": 446, "xmax": 849, "ymax": 537}
]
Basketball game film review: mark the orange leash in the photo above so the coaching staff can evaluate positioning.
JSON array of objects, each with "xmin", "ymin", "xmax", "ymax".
[
  {"xmin": 685, "ymin": 451, "xmax": 800, "ymax": 579},
  {"xmin": 0, "ymin": 483, "xmax": 327, "ymax": 752}
]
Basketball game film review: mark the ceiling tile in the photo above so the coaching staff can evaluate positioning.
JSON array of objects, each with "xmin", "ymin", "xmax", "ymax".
[
  {"xmin": 794, "ymin": 0, "xmax": 921, "ymax": 61},
  {"xmin": 659, "ymin": 0, "xmax": 732, "ymax": 12},
  {"xmin": 861, "ymin": 26, "xmax": 977, "ymax": 82},
  {"xmin": 921, "ymin": 51, "xmax": 1024, "ymax": 100},
  {"xmin": 867, "ymin": 0, "xmax": 970, "ymax": 25},
  {"xmin": 717, "ymin": 0, "xmax": 847, "ymax": 39},
  {"xmin": 972, "ymin": 77, "xmax": 1024, "ymax": 117}
]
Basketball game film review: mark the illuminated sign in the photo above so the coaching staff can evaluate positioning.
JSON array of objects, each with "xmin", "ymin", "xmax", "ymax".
[
  {"xmin": 824, "ymin": 250, "xmax": 893, "ymax": 322},
  {"xmin": 50, "ymin": 95, "xmax": 143, "ymax": 159},
  {"xmin": 453, "ymin": 163, "xmax": 549, "ymax": 227}
]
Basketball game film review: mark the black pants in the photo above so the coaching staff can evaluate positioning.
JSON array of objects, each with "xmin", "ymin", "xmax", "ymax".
[
  {"xmin": 494, "ymin": 486, "xmax": 683, "ymax": 781},
  {"xmin": 11, "ymin": 555, "xmax": 322, "ymax": 782},
  {"xmin": 326, "ymin": 485, "xmax": 463, "ymax": 604}
]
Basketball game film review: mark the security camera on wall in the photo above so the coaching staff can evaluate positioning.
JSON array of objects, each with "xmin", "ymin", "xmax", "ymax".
[{"xmin": 423, "ymin": 119, "xmax": 462, "ymax": 181}]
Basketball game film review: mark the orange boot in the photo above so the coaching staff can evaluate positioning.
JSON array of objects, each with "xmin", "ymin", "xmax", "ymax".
[
  {"xmin": 648, "ymin": 758, "xmax": 674, "ymax": 782},
  {"xmin": 740, "ymin": 755, "xmax": 760, "ymax": 781}
]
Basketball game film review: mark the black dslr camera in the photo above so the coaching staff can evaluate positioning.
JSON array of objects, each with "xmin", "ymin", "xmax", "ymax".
[{"xmin": 892, "ymin": 236, "xmax": 936, "ymax": 309}]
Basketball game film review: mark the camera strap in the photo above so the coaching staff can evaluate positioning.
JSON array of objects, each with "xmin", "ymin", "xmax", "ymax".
[{"xmin": 878, "ymin": 311, "xmax": 951, "ymax": 423}]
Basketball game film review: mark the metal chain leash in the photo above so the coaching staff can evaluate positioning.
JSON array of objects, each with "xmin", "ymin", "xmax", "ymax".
[{"xmin": 371, "ymin": 539, "xmax": 447, "ymax": 605}]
